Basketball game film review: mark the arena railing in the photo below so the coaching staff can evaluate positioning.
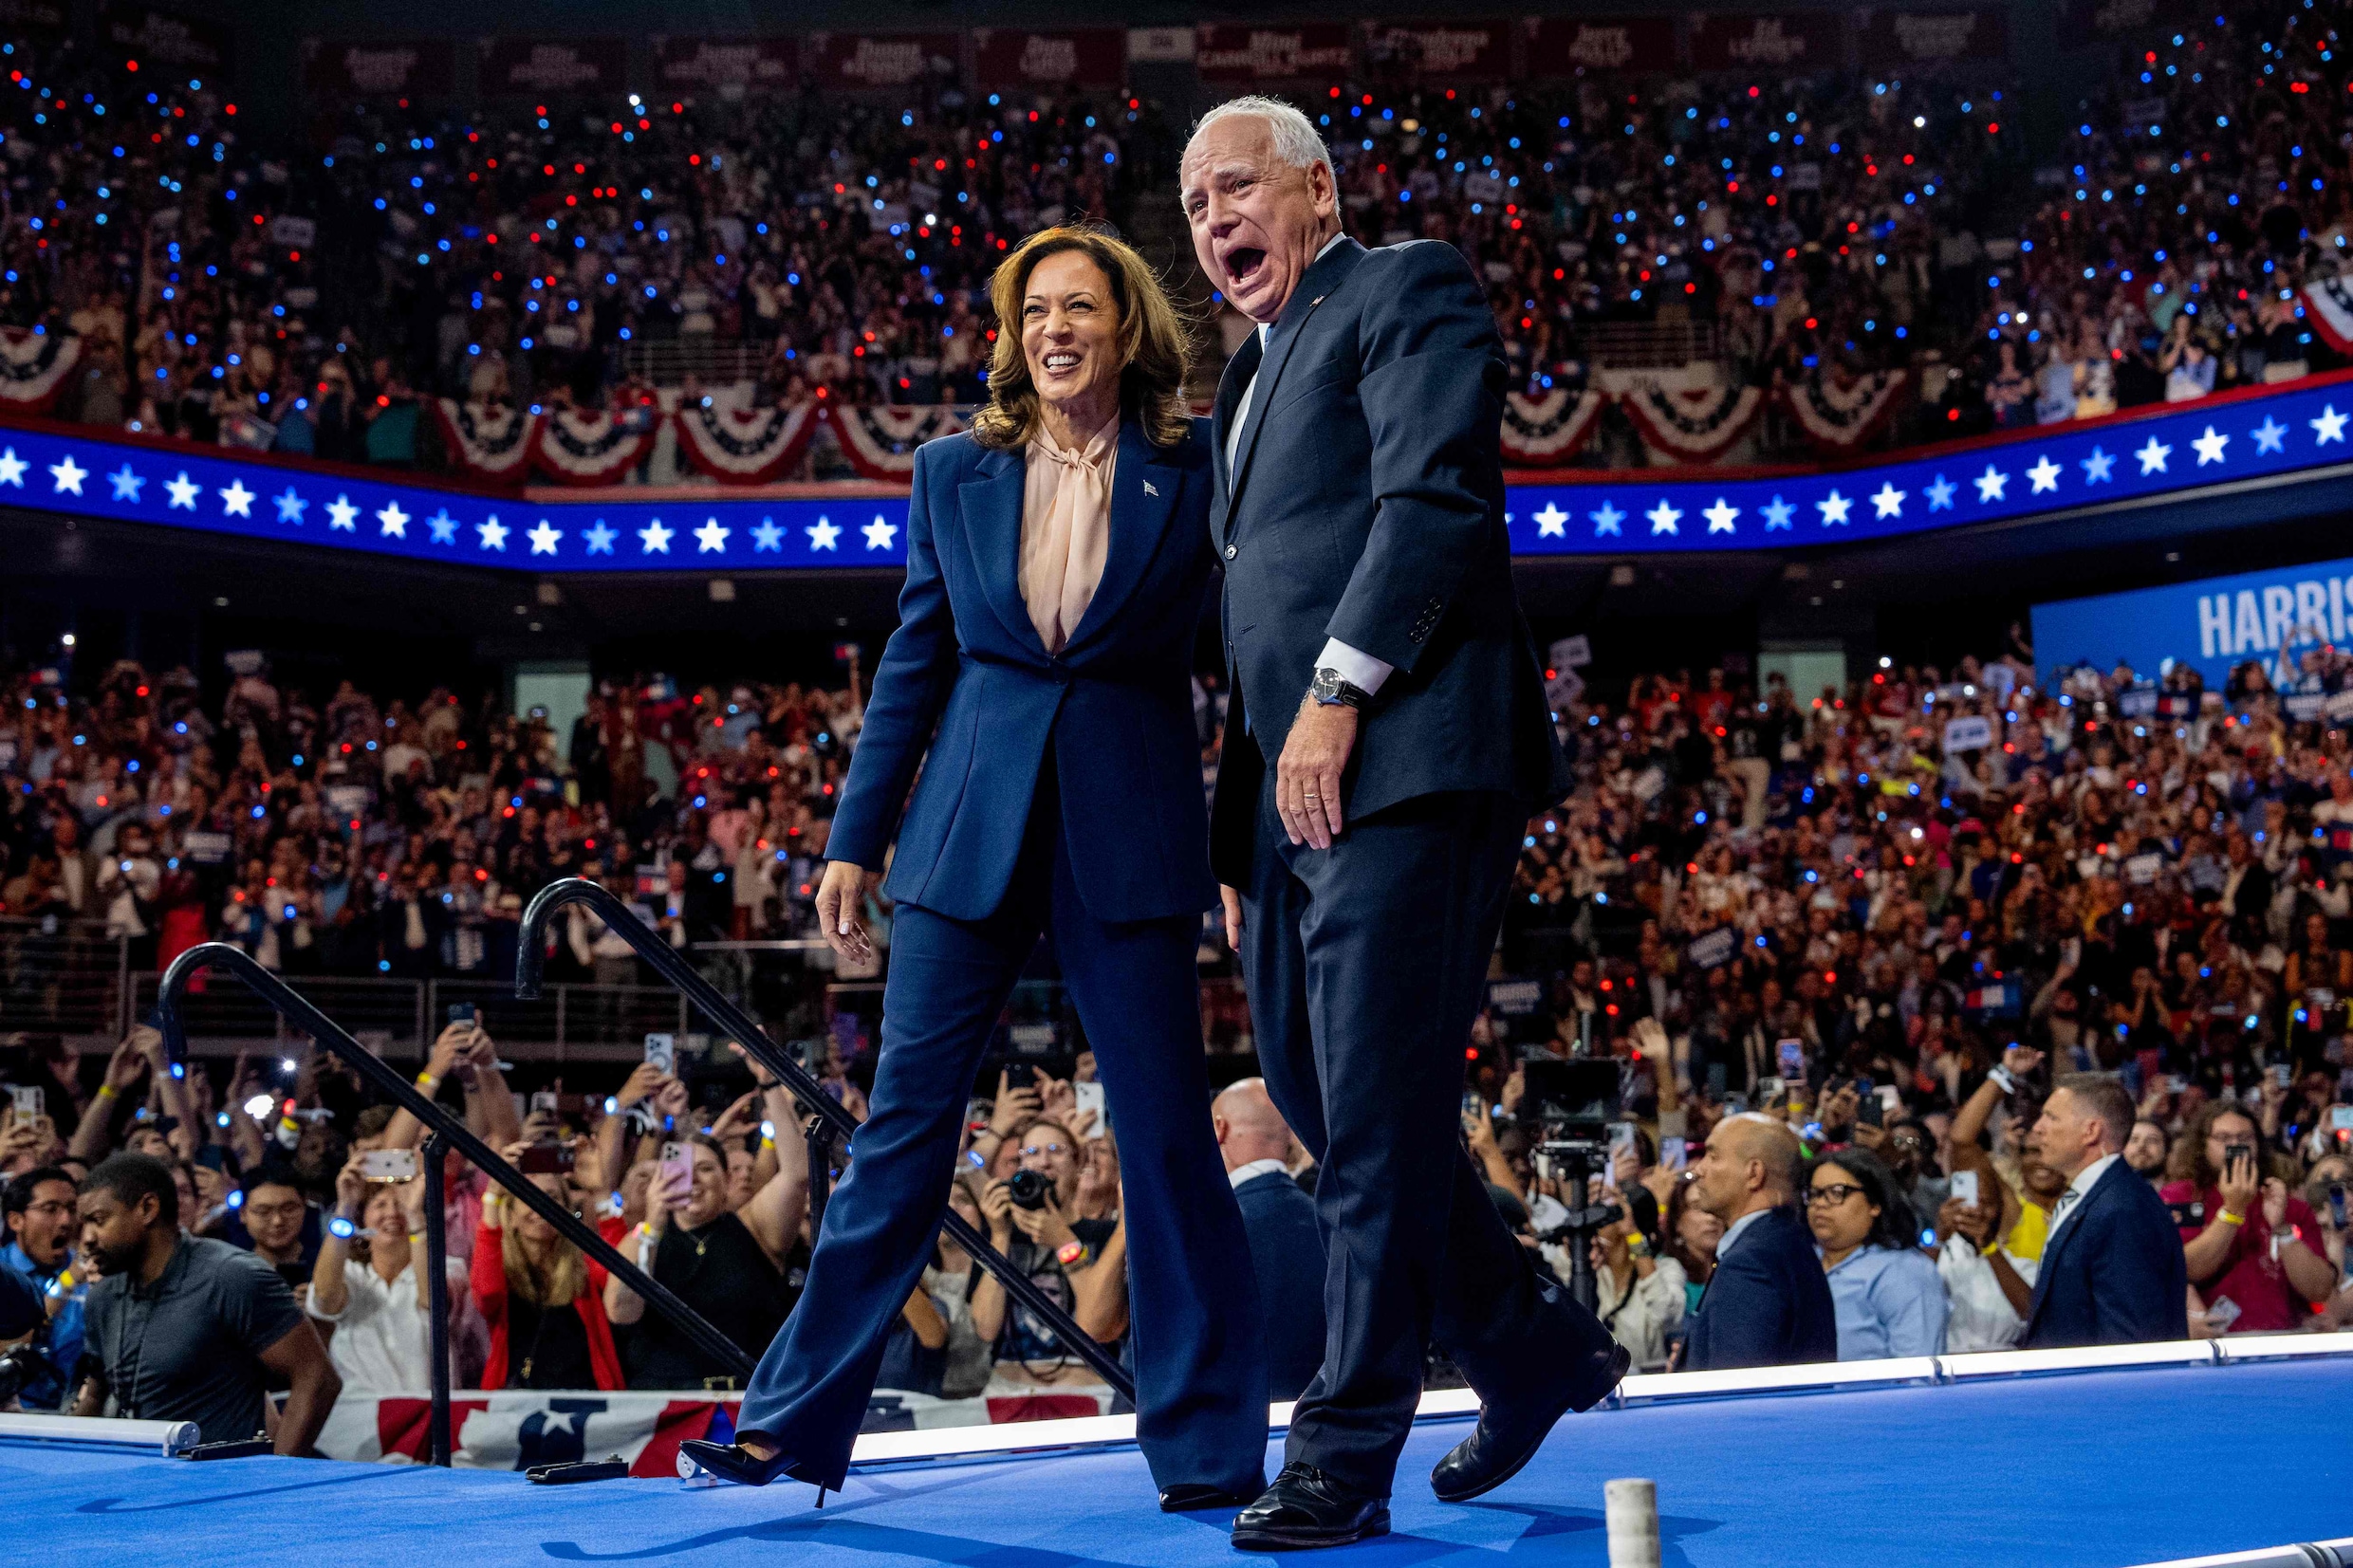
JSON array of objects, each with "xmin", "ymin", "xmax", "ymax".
[
  {"xmin": 515, "ymin": 876, "xmax": 1139, "ymax": 1401},
  {"xmin": 155, "ymin": 941, "xmax": 758, "ymax": 1467}
]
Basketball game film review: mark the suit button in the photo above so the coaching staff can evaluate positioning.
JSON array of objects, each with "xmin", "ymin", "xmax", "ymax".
[
  {"xmin": 1047, "ymin": 662, "xmax": 1072, "ymax": 684},
  {"xmin": 1224, "ymin": 544, "xmax": 1237, "ymax": 560}
]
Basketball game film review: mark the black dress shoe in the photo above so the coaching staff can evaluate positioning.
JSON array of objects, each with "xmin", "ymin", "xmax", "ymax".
[
  {"xmin": 1231, "ymin": 1464, "xmax": 1390, "ymax": 1552},
  {"xmin": 678, "ymin": 1438, "xmax": 799, "ymax": 1487},
  {"xmin": 1430, "ymin": 1341, "xmax": 1631, "ymax": 1503},
  {"xmin": 1158, "ymin": 1482, "xmax": 1258, "ymax": 1513}
]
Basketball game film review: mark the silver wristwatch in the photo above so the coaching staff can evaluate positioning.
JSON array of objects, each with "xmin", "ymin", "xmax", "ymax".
[{"xmin": 1308, "ymin": 667, "xmax": 1371, "ymax": 709}]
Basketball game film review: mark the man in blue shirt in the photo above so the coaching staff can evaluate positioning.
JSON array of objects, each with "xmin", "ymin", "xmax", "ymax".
[{"xmin": 2, "ymin": 1166, "xmax": 86, "ymax": 1410}]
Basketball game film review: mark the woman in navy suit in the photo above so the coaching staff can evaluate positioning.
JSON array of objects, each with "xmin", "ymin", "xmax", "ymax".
[{"xmin": 683, "ymin": 229, "xmax": 1269, "ymax": 1507}]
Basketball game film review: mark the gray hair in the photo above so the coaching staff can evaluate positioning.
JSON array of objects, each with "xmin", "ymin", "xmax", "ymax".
[{"xmin": 1184, "ymin": 94, "xmax": 1333, "ymax": 188}]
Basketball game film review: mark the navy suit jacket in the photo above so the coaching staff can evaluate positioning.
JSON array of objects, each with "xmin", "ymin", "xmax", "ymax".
[
  {"xmin": 2023, "ymin": 1157, "xmax": 2191, "ymax": 1349},
  {"xmin": 1682, "ymin": 1205, "xmax": 1838, "ymax": 1372},
  {"xmin": 826, "ymin": 419, "xmax": 1219, "ymax": 922},
  {"xmin": 1207, "ymin": 237, "xmax": 1570, "ymax": 884},
  {"xmin": 1232, "ymin": 1170, "xmax": 1328, "ymax": 1402}
]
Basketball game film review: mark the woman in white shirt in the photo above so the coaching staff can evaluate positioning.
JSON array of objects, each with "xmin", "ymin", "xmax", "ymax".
[
  {"xmin": 307, "ymin": 1153, "xmax": 474, "ymax": 1392},
  {"xmin": 1580, "ymin": 1186, "xmax": 1686, "ymax": 1373}
]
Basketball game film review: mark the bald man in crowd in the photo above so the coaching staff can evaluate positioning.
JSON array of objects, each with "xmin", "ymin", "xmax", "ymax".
[
  {"xmin": 1213, "ymin": 1079, "xmax": 1327, "ymax": 1402},
  {"xmin": 1682, "ymin": 1115, "xmax": 1837, "ymax": 1370}
]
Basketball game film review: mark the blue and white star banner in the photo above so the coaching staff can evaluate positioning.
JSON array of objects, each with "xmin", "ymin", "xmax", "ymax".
[
  {"xmin": 0, "ymin": 420, "xmax": 912, "ymax": 572},
  {"xmin": 5, "ymin": 373, "xmax": 2352, "ymax": 573},
  {"xmin": 1503, "ymin": 371, "xmax": 2353, "ymax": 557}
]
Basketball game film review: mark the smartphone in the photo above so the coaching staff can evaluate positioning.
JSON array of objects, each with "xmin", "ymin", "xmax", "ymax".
[
  {"xmin": 360, "ymin": 1148, "xmax": 419, "ymax": 1183},
  {"xmin": 643, "ymin": 1033, "xmax": 676, "ymax": 1076},
  {"xmin": 658, "ymin": 1139, "xmax": 695, "ymax": 1195},
  {"xmin": 1951, "ymin": 1170, "xmax": 1981, "ymax": 1208},
  {"xmin": 447, "ymin": 1003, "xmax": 479, "ymax": 1030},
  {"xmin": 1706, "ymin": 1061, "xmax": 1728, "ymax": 1097},
  {"xmin": 2329, "ymin": 1184, "xmax": 2348, "ymax": 1230},
  {"xmin": 529, "ymin": 1091, "xmax": 559, "ymax": 1114},
  {"xmin": 2205, "ymin": 1295, "xmax": 2243, "ymax": 1333},
  {"xmin": 2166, "ymin": 1075, "xmax": 2188, "ymax": 1095},
  {"xmin": 519, "ymin": 1142, "xmax": 576, "ymax": 1176},
  {"xmin": 1073, "ymin": 1079, "xmax": 1107, "ymax": 1136},
  {"xmin": 1859, "ymin": 1093, "xmax": 1884, "ymax": 1129},
  {"xmin": 1776, "ymin": 1039, "xmax": 1806, "ymax": 1083},
  {"xmin": 1006, "ymin": 1061, "xmax": 1036, "ymax": 1090},
  {"xmin": 1660, "ymin": 1135, "xmax": 1688, "ymax": 1171},
  {"xmin": 2332, "ymin": 1105, "xmax": 2353, "ymax": 1134},
  {"xmin": 1461, "ymin": 1089, "xmax": 1484, "ymax": 1128},
  {"xmin": 9, "ymin": 1085, "xmax": 40, "ymax": 1120},
  {"xmin": 2273, "ymin": 1064, "xmax": 2293, "ymax": 1090}
]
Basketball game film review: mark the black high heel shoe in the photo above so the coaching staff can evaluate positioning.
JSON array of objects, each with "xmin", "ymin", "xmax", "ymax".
[{"xmin": 678, "ymin": 1438, "xmax": 800, "ymax": 1488}]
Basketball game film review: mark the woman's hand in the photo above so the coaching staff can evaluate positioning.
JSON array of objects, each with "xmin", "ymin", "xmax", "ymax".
[
  {"xmin": 814, "ymin": 860, "xmax": 875, "ymax": 964},
  {"xmin": 1012, "ymin": 1190, "xmax": 1078, "ymax": 1254},
  {"xmin": 988, "ymin": 1069, "xmax": 1041, "ymax": 1138},
  {"xmin": 612, "ymin": 1061, "xmax": 667, "ymax": 1111},
  {"xmin": 708, "ymin": 1092, "xmax": 761, "ymax": 1144},
  {"xmin": 2262, "ymin": 1176, "xmax": 2290, "ymax": 1232},
  {"xmin": 980, "ymin": 1179, "xmax": 1016, "ymax": 1245},
  {"xmin": 1220, "ymin": 885, "xmax": 1244, "ymax": 951},
  {"xmin": 333, "ymin": 1153, "xmax": 369, "ymax": 1219}
]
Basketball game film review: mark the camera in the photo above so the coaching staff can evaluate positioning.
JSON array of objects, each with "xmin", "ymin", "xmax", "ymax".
[
  {"xmin": 1007, "ymin": 1168, "xmax": 1052, "ymax": 1210},
  {"xmin": 0, "ymin": 1343, "xmax": 56, "ymax": 1406}
]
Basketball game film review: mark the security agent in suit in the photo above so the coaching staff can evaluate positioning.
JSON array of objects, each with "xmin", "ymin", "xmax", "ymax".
[
  {"xmin": 682, "ymin": 231, "xmax": 1267, "ymax": 1511},
  {"xmin": 1214, "ymin": 1078, "xmax": 1327, "ymax": 1403},
  {"xmin": 1183, "ymin": 98, "xmax": 1625, "ymax": 1551},
  {"xmin": 2022, "ymin": 1075, "xmax": 2190, "ymax": 1349},
  {"xmin": 1682, "ymin": 1115, "xmax": 1838, "ymax": 1371}
]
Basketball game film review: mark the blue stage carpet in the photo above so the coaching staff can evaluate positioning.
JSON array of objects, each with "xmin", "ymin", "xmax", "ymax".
[{"xmin": 18, "ymin": 1359, "xmax": 2348, "ymax": 1566}]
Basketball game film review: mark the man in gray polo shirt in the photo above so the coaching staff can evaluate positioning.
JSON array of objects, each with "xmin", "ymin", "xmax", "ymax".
[{"xmin": 74, "ymin": 1153, "xmax": 342, "ymax": 1451}]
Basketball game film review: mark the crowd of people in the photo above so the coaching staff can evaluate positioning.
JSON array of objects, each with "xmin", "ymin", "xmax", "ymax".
[
  {"xmin": 9, "ymin": 4, "xmax": 2351, "ymax": 476},
  {"xmin": 8, "ymin": 618, "xmax": 2353, "ymax": 1440}
]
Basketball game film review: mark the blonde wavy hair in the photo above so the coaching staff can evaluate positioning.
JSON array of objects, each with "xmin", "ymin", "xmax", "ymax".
[{"xmin": 971, "ymin": 226, "xmax": 1193, "ymax": 452}]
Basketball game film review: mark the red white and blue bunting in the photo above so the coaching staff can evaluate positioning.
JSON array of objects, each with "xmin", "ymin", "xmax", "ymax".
[
  {"xmin": 10, "ymin": 369, "xmax": 2353, "ymax": 566},
  {"xmin": 431, "ymin": 398, "xmax": 539, "ymax": 486},
  {"xmin": 826, "ymin": 403, "xmax": 968, "ymax": 482},
  {"xmin": 1499, "ymin": 389, "xmax": 1608, "ymax": 468},
  {"xmin": 2302, "ymin": 277, "xmax": 2353, "ymax": 356},
  {"xmin": 1780, "ymin": 370, "xmax": 1910, "ymax": 454},
  {"xmin": 674, "ymin": 401, "xmax": 822, "ymax": 486},
  {"xmin": 0, "ymin": 327, "xmax": 82, "ymax": 414},
  {"xmin": 533, "ymin": 408, "xmax": 658, "ymax": 486},
  {"xmin": 1618, "ymin": 381, "xmax": 1765, "ymax": 465}
]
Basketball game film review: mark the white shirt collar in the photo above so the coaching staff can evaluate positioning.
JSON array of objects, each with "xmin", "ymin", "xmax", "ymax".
[
  {"xmin": 1255, "ymin": 232, "xmax": 1349, "ymax": 345},
  {"xmin": 2052, "ymin": 1153, "xmax": 2120, "ymax": 1224},
  {"xmin": 1227, "ymin": 1157, "xmax": 1291, "ymax": 1190}
]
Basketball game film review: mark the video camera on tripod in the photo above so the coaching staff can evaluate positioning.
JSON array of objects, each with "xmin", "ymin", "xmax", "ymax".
[{"xmin": 1519, "ymin": 1057, "xmax": 1626, "ymax": 1313}]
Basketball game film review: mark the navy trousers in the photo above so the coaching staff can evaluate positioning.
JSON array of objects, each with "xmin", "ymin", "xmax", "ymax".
[
  {"xmin": 1239, "ymin": 782, "xmax": 1617, "ymax": 1496},
  {"xmin": 734, "ymin": 766, "xmax": 1269, "ymax": 1493}
]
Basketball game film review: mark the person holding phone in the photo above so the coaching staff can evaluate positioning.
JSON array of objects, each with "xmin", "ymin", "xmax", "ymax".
[
  {"xmin": 2159, "ymin": 1102, "xmax": 2335, "ymax": 1333},
  {"xmin": 603, "ymin": 1124, "xmax": 807, "ymax": 1391},
  {"xmin": 306, "ymin": 1153, "xmax": 471, "ymax": 1393},
  {"xmin": 682, "ymin": 227, "xmax": 1267, "ymax": 1512},
  {"xmin": 471, "ymin": 1139, "xmax": 622, "ymax": 1392}
]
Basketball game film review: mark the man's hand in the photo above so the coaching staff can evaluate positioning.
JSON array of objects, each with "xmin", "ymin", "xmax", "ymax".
[
  {"xmin": 1277, "ymin": 698, "xmax": 1359, "ymax": 850},
  {"xmin": 2218, "ymin": 1147, "xmax": 2261, "ymax": 1217},
  {"xmin": 980, "ymin": 1179, "xmax": 1016, "ymax": 1245},
  {"xmin": 814, "ymin": 860, "xmax": 875, "ymax": 964},
  {"xmin": 2003, "ymin": 1043, "xmax": 2045, "ymax": 1079},
  {"xmin": 2262, "ymin": 1176, "xmax": 2290, "ymax": 1232}
]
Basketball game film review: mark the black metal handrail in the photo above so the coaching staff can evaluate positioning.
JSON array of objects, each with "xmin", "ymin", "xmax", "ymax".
[
  {"xmin": 157, "ymin": 944, "xmax": 756, "ymax": 1395},
  {"xmin": 518, "ymin": 877, "xmax": 1136, "ymax": 1399}
]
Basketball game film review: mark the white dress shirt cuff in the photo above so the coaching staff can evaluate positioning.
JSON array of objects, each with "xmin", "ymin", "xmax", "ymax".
[{"xmin": 1315, "ymin": 638, "xmax": 1393, "ymax": 697}]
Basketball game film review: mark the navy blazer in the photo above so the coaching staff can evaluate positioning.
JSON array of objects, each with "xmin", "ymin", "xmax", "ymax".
[
  {"xmin": 1232, "ymin": 1170, "xmax": 1328, "ymax": 1402},
  {"xmin": 1207, "ymin": 237, "xmax": 1570, "ymax": 884},
  {"xmin": 1682, "ymin": 1205, "xmax": 1838, "ymax": 1372},
  {"xmin": 826, "ymin": 419, "xmax": 1219, "ymax": 923},
  {"xmin": 2023, "ymin": 1156, "xmax": 2191, "ymax": 1350}
]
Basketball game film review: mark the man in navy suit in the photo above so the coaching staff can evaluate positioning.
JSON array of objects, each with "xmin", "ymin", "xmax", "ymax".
[
  {"xmin": 1682, "ymin": 1116, "xmax": 1837, "ymax": 1371},
  {"xmin": 1213, "ymin": 1079, "xmax": 1326, "ymax": 1404},
  {"xmin": 1184, "ymin": 96, "xmax": 1624, "ymax": 1551},
  {"xmin": 2023, "ymin": 1075, "xmax": 2189, "ymax": 1349}
]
